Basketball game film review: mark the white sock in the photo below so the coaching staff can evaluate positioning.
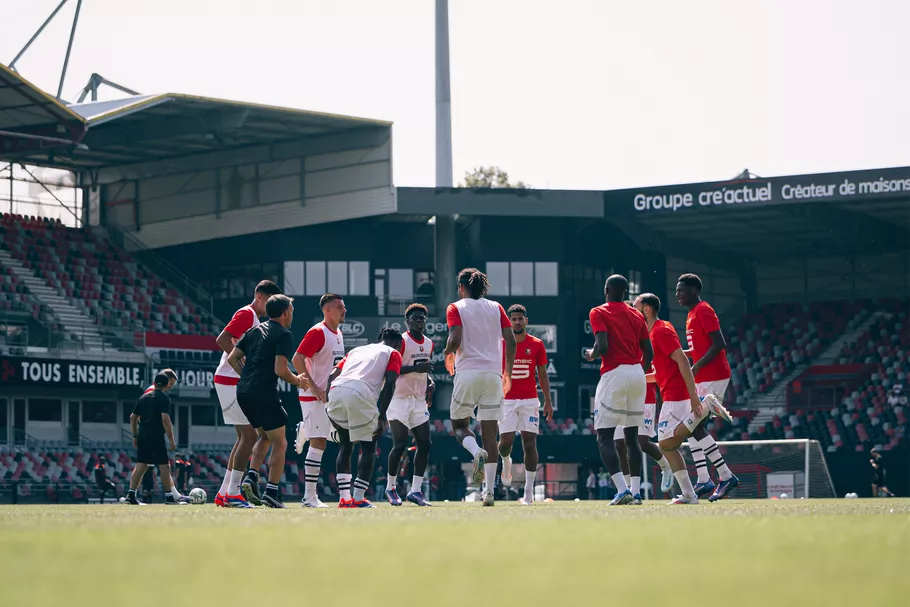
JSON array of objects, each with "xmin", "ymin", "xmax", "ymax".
[
  {"xmin": 218, "ymin": 469, "xmax": 232, "ymax": 495},
  {"xmin": 675, "ymin": 470, "xmax": 696, "ymax": 499},
  {"xmin": 611, "ymin": 472, "xmax": 629, "ymax": 493},
  {"xmin": 462, "ymin": 435, "xmax": 480, "ymax": 457},
  {"xmin": 386, "ymin": 474, "xmax": 397, "ymax": 491},
  {"xmin": 700, "ymin": 436, "xmax": 733, "ymax": 481},
  {"xmin": 524, "ymin": 470, "xmax": 536, "ymax": 499},
  {"xmin": 411, "ymin": 475, "xmax": 423, "ymax": 493},
  {"xmin": 658, "ymin": 456, "xmax": 671, "ymax": 472},
  {"xmin": 484, "ymin": 463, "xmax": 497, "ymax": 494},
  {"xmin": 502, "ymin": 455, "xmax": 513, "ymax": 479},
  {"xmin": 337, "ymin": 473, "xmax": 352, "ymax": 501},
  {"xmin": 304, "ymin": 447, "xmax": 324, "ymax": 500},
  {"xmin": 169, "ymin": 486, "xmax": 181, "ymax": 499},
  {"xmin": 228, "ymin": 469, "xmax": 244, "ymax": 495},
  {"xmin": 688, "ymin": 437, "xmax": 710, "ymax": 483},
  {"xmin": 623, "ymin": 474, "xmax": 631, "ymax": 488},
  {"xmin": 353, "ymin": 477, "xmax": 369, "ymax": 502},
  {"xmin": 630, "ymin": 476, "xmax": 641, "ymax": 496}
]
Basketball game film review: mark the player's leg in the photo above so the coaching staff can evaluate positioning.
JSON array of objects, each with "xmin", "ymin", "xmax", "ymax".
[
  {"xmin": 474, "ymin": 373, "xmax": 505, "ymax": 505},
  {"xmin": 299, "ymin": 401, "xmax": 330, "ymax": 507},
  {"xmin": 226, "ymin": 424, "xmax": 257, "ymax": 500},
  {"xmin": 350, "ymin": 439, "xmax": 377, "ymax": 507},
  {"xmin": 519, "ymin": 431, "xmax": 538, "ymax": 504},
  {"xmin": 596, "ymin": 428, "xmax": 632, "ymax": 503},
  {"xmin": 614, "ymin": 425, "xmax": 631, "ymax": 488},
  {"xmin": 259, "ymin": 426, "xmax": 288, "ymax": 508},
  {"xmin": 623, "ymin": 425, "xmax": 644, "ymax": 502},
  {"xmin": 657, "ymin": 401, "xmax": 699, "ymax": 503},
  {"xmin": 158, "ymin": 463, "xmax": 187, "ymax": 504},
  {"xmin": 334, "ymin": 425, "xmax": 354, "ymax": 506},
  {"xmin": 639, "ymin": 436, "xmax": 673, "ymax": 494},
  {"xmin": 593, "ymin": 371, "xmax": 632, "ymax": 502},
  {"xmin": 499, "ymin": 399, "xmax": 520, "ymax": 488},
  {"xmin": 697, "ymin": 382, "xmax": 737, "ymax": 501},
  {"xmin": 241, "ymin": 429, "xmax": 270, "ymax": 505},
  {"xmin": 385, "ymin": 420, "xmax": 410, "ymax": 505},
  {"xmin": 343, "ymin": 393, "xmax": 380, "ymax": 508},
  {"xmin": 451, "ymin": 371, "xmax": 489, "ymax": 487},
  {"xmin": 406, "ymin": 419, "xmax": 432, "ymax": 506},
  {"xmin": 127, "ymin": 463, "xmax": 148, "ymax": 504},
  {"xmin": 661, "ymin": 444, "xmax": 698, "ymax": 504}
]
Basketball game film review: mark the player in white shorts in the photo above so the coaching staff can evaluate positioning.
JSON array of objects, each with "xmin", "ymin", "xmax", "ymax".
[
  {"xmin": 498, "ymin": 304, "xmax": 552, "ymax": 505},
  {"xmin": 212, "ymin": 279, "xmax": 282, "ymax": 507},
  {"xmin": 583, "ymin": 275, "xmax": 652, "ymax": 505},
  {"xmin": 325, "ymin": 328, "xmax": 404, "ymax": 508},
  {"xmin": 291, "ymin": 293, "xmax": 347, "ymax": 508},
  {"xmin": 635, "ymin": 292, "xmax": 733, "ymax": 504},
  {"xmin": 444, "ymin": 268, "xmax": 516, "ymax": 507},
  {"xmin": 385, "ymin": 304, "xmax": 435, "ymax": 507}
]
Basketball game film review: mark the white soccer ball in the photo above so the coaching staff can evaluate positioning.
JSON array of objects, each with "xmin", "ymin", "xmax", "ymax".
[
  {"xmin": 189, "ymin": 488, "xmax": 207, "ymax": 505},
  {"xmin": 780, "ymin": 493, "xmax": 788, "ymax": 499}
]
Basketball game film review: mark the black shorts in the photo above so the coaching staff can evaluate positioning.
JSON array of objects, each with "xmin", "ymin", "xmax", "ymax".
[
  {"xmin": 136, "ymin": 436, "xmax": 169, "ymax": 466},
  {"xmin": 237, "ymin": 390, "xmax": 287, "ymax": 432}
]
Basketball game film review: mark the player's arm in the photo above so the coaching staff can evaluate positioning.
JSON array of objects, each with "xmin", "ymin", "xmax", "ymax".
[
  {"xmin": 693, "ymin": 329, "xmax": 726, "ymax": 374},
  {"xmin": 645, "ymin": 371, "xmax": 657, "ymax": 384},
  {"xmin": 444, "ymin": 304, "xmax": 462, "ymax": 375},
  {"xmin": 226, "ymin": 345, "xmax": 245, "ymax": 376},
  {"xmin": 425, "ymin": 375, "xmax": 436, "ymax": 405},
  {"xmin": 292, "ymin": 329, "xmax": 324, "ymax": 397},
  {"xmin": 670, "ymin": 348, "xmax": 702, "ymax": 416},
  {"xmin": 274, "ymin": 355, "xmax": 304, "ymax": 388},
  {"xmin": 325, "ymin": 365, "xmax": 342, "ymax": 393},
  {"xmin": 538, "ymin": 363, "xmax": 553, "ymax": 420},
  {"xmin": 129, "ymin": 411, "xmax": 139, "ymax": 447},
  {"xmin": 376, "ymin": 352, "xmax": 402, "ymax": 438},
  {"xmin": 215, "ymin": 329, "xmax": 236, "ymax": 355},
  {"xmin": 640, "ymin": 337, "xmax": 653, "ymax": 371},
  {"xmin": 216, "ymin": 309, "xmax": 254, "ymax": 354},
  {"xmin": 584, "ymin": 332, "xmax": 608, "ymax": 361}
]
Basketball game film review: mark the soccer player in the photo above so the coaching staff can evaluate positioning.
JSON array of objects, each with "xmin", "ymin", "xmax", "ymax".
[
  {"xmin": 326, "ymin": 328, "xmax": 404, "ymax": 508},
  {"xmin": 676, "ymin": 273, "xmax": 740, "ymax": 501},
  {"xmin": 444, "ymin": 268, "xmax": 516, "ymax": 507},
  {"xmin": 870, "ymin": 448, "xmax": 894, "ymax": 497},
  {"xmin": 227, "ymin": 294, "xmax": 307, "ymax": 508},
  {"xmin": 126, "ymin": 372, "xmax": 188, "ymax": 505},
  {"xmin": 499, "ymin": 304, "xmax": 553, "ymax": 505},
  {"xmin": 212, "ymin": 279, "xmax": 282, "ymax": 507},
  {"xmin": 143, "ymin": 368, "xmax": 177, "ymax": 395},
  {"xmin": 93, "ymin": 456, "xmax": 118, "ymax": 503},
  {"xmin": 636, "ymin": 292, "xmax": 733, "ymax": 504},
  {"xmin": 292, "ymin": 293, "xmax": 347, "ymax": 508},
  {"xmin": 582, "ymin": 275, "xmax": 652, "ymax": 505},
  {"xmin": 385, "ymin": 304, "xmax": 435, "ymax": 507}
]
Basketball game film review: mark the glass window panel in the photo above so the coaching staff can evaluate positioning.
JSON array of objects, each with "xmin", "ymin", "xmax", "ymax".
[
  {"xmin": 305, "ymin": 261, "xmax": 326, "ymax": 296},
  {"xmin": 193, "ymin": 405, "xmax": 217, "ymax": 426},
  {"xmin": 349, "ymin": 262, "xmax": 370, "ymax": 295},
  {"xmin": 82, "ymin": 400, "xmax": 117, "ymax": 423},
  {"xmin": 534, "ymin": 262, "xmax": 559, "ymax": 296},
  {"xmin": 28, "ymin": 398, "xmax": 62, "ymax": 422},
  {"xmin": 510, "ymin": 262, "xmax": 534, "ymax": 296},
  {"xmin": 388, "ymin": 269, "xmax": 414, "ymax": 301},
  {"xmin": 486, "ymin": 262, "xmax": 510, "ymax": 296},
  {"xmin": 327, "ymin": 261, "xmax": 348, "ymax": 295},
  {"xmin": 283, "ymin": 261, "xmax": 304, "ymax": 296}
]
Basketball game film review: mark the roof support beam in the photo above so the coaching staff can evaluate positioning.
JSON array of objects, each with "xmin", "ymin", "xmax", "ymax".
[
  {"xmin": 83, "ymin": 109, "xmax": 251, "ymax": 147},
  {"xmin": 91, "ymin": 127, "xmax": 389, "ymax": 184}
]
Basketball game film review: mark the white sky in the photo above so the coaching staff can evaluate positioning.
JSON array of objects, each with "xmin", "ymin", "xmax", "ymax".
[{"xmin": 3, "ymin": 0, "xmax": 909, "ymax": 190}]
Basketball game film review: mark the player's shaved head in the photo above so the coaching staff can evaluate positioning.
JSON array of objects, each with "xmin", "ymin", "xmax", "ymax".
[{"xmin": 604, "ymin": 274, "xmax": 628, "ymax": 302}]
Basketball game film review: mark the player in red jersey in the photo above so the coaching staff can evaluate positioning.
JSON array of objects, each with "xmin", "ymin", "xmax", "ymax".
[
  {"xmin": 444, "ymin": 268, "xmax": 516, "ymax": 507},
  {"xmin": 635, "ymin": 293, "xmax": 732, "ymax": 504},
  {"xmin": 143, "ymin": 369, "xmax": 177, "ymax": 395},
  {"xmin": 582, "ymin": 275, "xmax": 652, "ymax": 505},
  {"xmin": 498, "ymin": 304, "xmax": 553, "ymax": 505},
  {"xmin": 676, "ymin": 273, "xmax": 739, "ymax": 502},
  {"xmin": 212, "ymin": 279, "xmax": 282, "ymax": 507},
  {"xmin": 292, "ymin": 293, "xmax": 347, "ymax": 508}
]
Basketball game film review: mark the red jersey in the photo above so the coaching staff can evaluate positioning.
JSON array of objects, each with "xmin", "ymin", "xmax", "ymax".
[
  {"xmin": 504, "ymin": 334, "xmax": 547, "ymax": 400},
  {"xmin": 588, "ymin": 302, "xmax": 649, "ymax": 374},
  {"xmin": 650, "ymin": 320, "xmax": 690, "ymax": 402},
  {"xmin": 686, "ymin": 301, "xmax": 731, "ymax": 382}
]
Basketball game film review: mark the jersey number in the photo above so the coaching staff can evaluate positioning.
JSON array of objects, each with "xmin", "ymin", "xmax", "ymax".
[
  {"xmin": 512, "ymin": 362, "xmax": 531, "ymax": 380},
  {"xmin": 413, "ymin": 358, "xmax": 429, "ymax": 367}
]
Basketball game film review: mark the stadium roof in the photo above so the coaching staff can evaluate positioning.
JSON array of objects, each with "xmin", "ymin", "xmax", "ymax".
[
  {"xmin": 0, "ymin": 63, "xmax": 87, "ymax": 155},
  {"xmin": 1, "ymin": 88, "xmax": 391, "ymax": 173}
]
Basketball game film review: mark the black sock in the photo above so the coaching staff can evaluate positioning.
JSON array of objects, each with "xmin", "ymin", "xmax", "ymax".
[
  {"xmin": 265, "ymin": 482, "xmax": 279, "ymax": 495},
  {"xmin": 245, "ymin": 469, "xmax": 259, "ymax": 482},
  {"xmin": 128, "ymin": 489, "xmax": 136, "ymax": 495},
  {"xmin": 164, "ymin": 492, "xmax": 173, "ymax": 500}
]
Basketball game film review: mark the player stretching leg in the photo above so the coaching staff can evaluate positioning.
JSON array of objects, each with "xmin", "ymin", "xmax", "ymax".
[
  {"xmin": 498, "ymin": 304, "xmax": 553, "ymax": 505},
  {"xmin": 445, "ymin": 268, "xmax": 516, "ymax": 507},
  {"xmin": 326, "ymin": 329, "xmax": 403, "ymax": 508},
  {"xmin": 385, "ymin": 304, "xmax": 435, "ymax": 506},
  {"xmin": 292, "ymin": 293, "xmax": 347, "ymax": 508},
  {"xmin": 213, "ymin": 280, "xmax": 281, "ymax": 507},
  {"xmin": 676, "ymin": 274, "xmax": 739, "ymax": 501},
  {"xmin": 583, "ymin": 275, "xmax": 652, "ymax": 505},
  {"xmin": 635, "ymin": 292, "xmax": 732, "ymax": 504}
]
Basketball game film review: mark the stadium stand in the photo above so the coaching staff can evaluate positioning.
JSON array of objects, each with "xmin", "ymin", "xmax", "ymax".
[
  {"xmin": 0, "ymin": 213, "xmax": 218, "ymax": 340},
  {"xmin": 0, "ymin": 257, "xmax": 65, "ymax": 338}
]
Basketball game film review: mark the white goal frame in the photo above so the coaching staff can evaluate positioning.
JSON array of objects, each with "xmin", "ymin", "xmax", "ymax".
[{"xmin": 643, "ymin": 438, "xmax": 835, "ymax": 499}]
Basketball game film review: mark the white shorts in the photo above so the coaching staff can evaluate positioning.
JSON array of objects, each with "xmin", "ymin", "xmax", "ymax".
[
  {"xmin": 300, "ymin": 398, "xmax": 333, "ymax": 440},
  {"xmin": 657, "ymin": 400, "xmax": 701, "ymax": 442},
  {"xmin": 612, "ymin": 401, "xmax": 657, "ymax": 440},
  {"xmin": 500, "ymin": 398, "xmax": 541, "ymax": 434},
  {"xmin": 326, "ymin": 385, "xmax": 379, "ymax": 443},
  {"xmin": 215, "ymin": 383, "xmax": 250, "ymax": 426},
  {"xmin": 451, "ymin": 370, "xmax": 503, "ymax": 422},
  {"xmin": 593, "ymin": 364, "xmax": 647, "ymax": 430},
  {"xmin": 387, "ymin": 396, "xmax": 431, "ymax": 430},
  {"xmin": 696, "ymin": 379, "xmax": 730, "ymax": 402}
]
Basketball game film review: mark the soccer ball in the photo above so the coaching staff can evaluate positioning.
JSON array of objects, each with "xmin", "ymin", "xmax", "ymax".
[{"xmin": 189, "ymin": 488, "xmax": 207, "ymax": 504}]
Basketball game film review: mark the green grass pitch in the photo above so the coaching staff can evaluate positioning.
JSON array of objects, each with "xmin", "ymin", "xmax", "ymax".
[{"xmin": 1, "ymin": 499, "xmax": 907, "ymax": 606}]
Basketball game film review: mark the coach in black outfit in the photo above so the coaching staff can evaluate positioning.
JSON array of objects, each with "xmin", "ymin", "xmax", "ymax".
[{"xmin": 227, "ymin": 294, "xmax": 307, "ymax": 508}]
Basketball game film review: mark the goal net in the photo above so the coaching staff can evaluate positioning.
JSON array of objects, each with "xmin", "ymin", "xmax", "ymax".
[{"xmin": 645, "ymin": 439, "xmax": 836, "ymax": 499}]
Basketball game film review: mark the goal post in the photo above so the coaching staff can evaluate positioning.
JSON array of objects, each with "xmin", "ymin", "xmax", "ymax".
[{"xmin": 644, "ymin": 439, "xmax": 836, "ymax": 499}]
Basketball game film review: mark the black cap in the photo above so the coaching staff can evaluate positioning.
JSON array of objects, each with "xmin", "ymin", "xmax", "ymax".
[{"xmin": 153, "ymin": 372, "xmax": 171, "ymax": 387}]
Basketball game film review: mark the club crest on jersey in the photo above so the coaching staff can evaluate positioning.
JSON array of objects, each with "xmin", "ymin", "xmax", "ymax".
[
  {"xmin": 525, "ymin": 348, "xmax": 531, "ymax": 354},
  {"xmin": 419, "ymin": 346, "xmax": 424, "ymax": 352}
]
